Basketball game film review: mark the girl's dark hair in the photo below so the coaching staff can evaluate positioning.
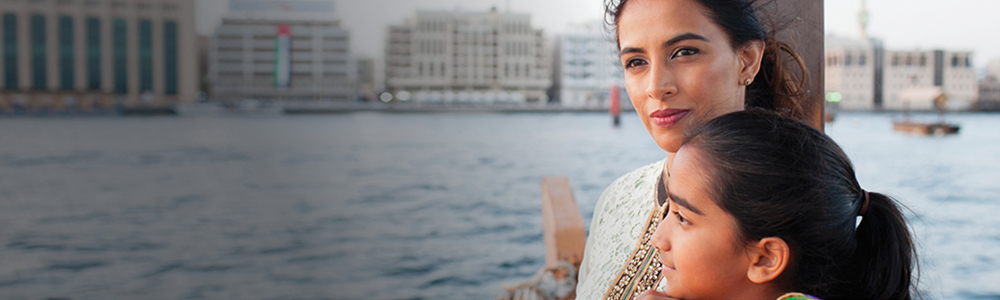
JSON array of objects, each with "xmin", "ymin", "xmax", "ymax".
[
  {"xmin": 682, "ymin": 110, "xmax": 916, "ymax": 299},
  {"xmin": 605, "ymin": 0, "xmax": 808, "ymax": 121}
]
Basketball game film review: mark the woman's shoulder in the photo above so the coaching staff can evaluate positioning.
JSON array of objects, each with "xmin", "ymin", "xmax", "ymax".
[
  {"xmin": 594, "ymin": 158, "xmax": 667, "ymax": 211},
  {"xmin": 604, "ymin": 158, "xmax": 667, "ymax": 192}
]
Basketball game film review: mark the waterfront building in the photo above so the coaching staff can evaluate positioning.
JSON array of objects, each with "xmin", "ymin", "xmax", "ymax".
[
  {"xmin": 976, "ymin": 75, "xmax": 1000, "ymax": 111},
  {"xmin": 385, "ymin": 8, "xmax": 551, "ymax": 104},
  {"xmin": 824, "ymin": 0, "xmax": 977, "ymax": 111},
  {"xmin": 826, "ymin": 37, "xmax": 978, "ymax": 112},
  {"xmin": 550, "ymin": 21, "xmax": 628, "ymax": 109},
  {"xmin": 208, "ymin": 0, "xmax": 354, "ymax": 103},
  {"xmin": 824, "ymin": 35, "xmax": 878, "ymax": 111},
  {"xmin": 0, "ymin": 0, "xmax": 198, "ymax": 110},
  {"xmin": 880, "ymin": 49, "xmax": 977, "ymax": 111}
]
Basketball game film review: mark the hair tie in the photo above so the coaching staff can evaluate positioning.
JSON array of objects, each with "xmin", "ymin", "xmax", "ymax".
[
  {"xmin": 859, "ymin": 190, "xmax": 870, "ymax": 216},
  {"xmin": 855, "ymin": 190, "xmax": 870, "ymax": 230}
]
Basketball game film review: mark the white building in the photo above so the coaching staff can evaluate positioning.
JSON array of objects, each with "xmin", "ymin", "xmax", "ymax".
[
  {"xmin": 208, "ymin": 0, "xmax": 354, "ymax": 103},
  {"xmin": 825, "ymin": 35, "xmax": 977, "ymax": 111},
  {"xmin": 881, "ymin": 49, "xmax": 977, "ymax": 111},
  {"xmin": 385, "ymin": 8, "xmax": 551, "ymax": 104},
  {"xmin": 551, "ymin": 21, "xmax": 627, "ymax": 109},
  {"xmin": 0, "ymin": 0, "xmax": 198, "ymax": 110},
  {"xmin": 824, "ymin": 35, "xmax": 876, "ymax": 111},
  {"xmin": 824, "ymin": 0, "xmax": 977, "ymax": 111}
]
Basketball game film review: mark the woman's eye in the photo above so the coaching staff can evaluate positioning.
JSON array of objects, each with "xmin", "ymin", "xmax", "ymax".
[
  {"xmin": 672, "ymin": 48, "xmax": 699, "ymax": 58},
  {"xmin": 624, "ymin": 58, "xmax": 647, "ymax": 69}
]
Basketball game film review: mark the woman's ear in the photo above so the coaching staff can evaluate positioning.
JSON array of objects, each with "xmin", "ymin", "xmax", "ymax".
[
  {"xmin": 746, "ymin": 237, "xmax": 790, "ymax": 284},
  {"xmin": 738, "ymin": 40, "xmax": 766, "ymax": 82}
]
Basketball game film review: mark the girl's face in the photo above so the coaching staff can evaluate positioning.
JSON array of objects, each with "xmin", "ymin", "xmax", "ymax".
[
  {"xmin": 651, "ymin": 146, "xmax": 756, "ymax": 299},
  {"xmin": 617, "ymin": 0, "xmax": 756, "ymax": 152}
]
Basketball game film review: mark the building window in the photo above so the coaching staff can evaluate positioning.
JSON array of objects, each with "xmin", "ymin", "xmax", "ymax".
[
  {"xmin": 920, "ymin": 55, "xmax": 926, "ymax": 67},
  {"xmin": 845, "ymin": 53, "xmax": 852, "ymax": 66},
  {"xmin": 952, "ymin": 55, "xmax": 959, "ymax": 67},
  {"xmin": 859, "ymin": 54, "xmax": 866, "ymax": 66},
  {"xmin": 139, "ymin": 19, "xmax": 153, "ymax": 92},
  {"xmin": 891, "ymin": 54, "xmax": 898, "ymax": 66},
  {"xmin": 59, "ymin": 16, "xmax": 74, "ymax": 90},
  {"xmin": 163, "ymin": 20, "xmax": 177, "ymax": 95},
  {"xmin": 113, "ymin": 18, "xmax": 127, "ymax": 94},
  {"xmin": 3, "ymin": 14, "xmax": 17, "ymax": 90},
  {"xmin": 31, "ymin": 15, "xmax": 47, "ymax": 90},
  {"xmin": 966, "ymin": 56, "xmax": 972, "ymax": 68},
  {"xmin": 905, "ymin": 55, "xmax": 912, "ymax": 66},
  {"xmin": 86, "ymin": 17, "xmax": 101, "ymax": 90}
]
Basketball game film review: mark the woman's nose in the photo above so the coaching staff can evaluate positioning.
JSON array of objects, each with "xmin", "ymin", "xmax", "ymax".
[{"xmin": 645, "ymin": 63, "xmax": 677, "ymax": 101}]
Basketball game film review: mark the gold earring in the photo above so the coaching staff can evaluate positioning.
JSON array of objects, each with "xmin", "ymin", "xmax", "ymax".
[{"xmin": 744, "ymin": 78, "xmax": 753, "ymax": 86}]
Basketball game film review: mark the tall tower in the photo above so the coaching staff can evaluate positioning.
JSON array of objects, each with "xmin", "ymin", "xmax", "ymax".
[{"xmin": 858, "ymin": 0, "xmax": 870, "ymax": 39}]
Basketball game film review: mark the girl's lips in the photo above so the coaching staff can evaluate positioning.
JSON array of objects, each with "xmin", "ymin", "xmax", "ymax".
[
  {"xmin": 661, "ymin": 264, "xmax": 676, "ymax": 276},
  {"xmin": 649, "ymin": 109, "xmax": 690, "ymax": 128}
]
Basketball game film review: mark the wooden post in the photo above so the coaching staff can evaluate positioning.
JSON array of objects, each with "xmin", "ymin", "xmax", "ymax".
[
  {"xmin": 540, "ymin": 176, "xmax": 586, "ymax": 271},
  {"xmin": 761, "ymin": 0, "xmax": 825, "ymax": 130}
]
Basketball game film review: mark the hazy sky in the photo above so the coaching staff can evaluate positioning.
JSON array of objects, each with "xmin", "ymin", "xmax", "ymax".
[{"xmin": 195, "ymin": 0, "xmax": 1000, "ymax": 69}]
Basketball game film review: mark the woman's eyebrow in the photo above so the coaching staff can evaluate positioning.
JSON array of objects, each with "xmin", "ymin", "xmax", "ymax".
[
  {"xmin": 664, "ymin": 33, "xmax": 709, "ymax": 47},
  {"xmin": 618, "ymin": 33, "xmax": 709, "ymax": 57},
  {"xmin": 667, "ymin": 192, "xmax": 705, "ymax": 216},
  {"xmin": 619, "ymin": 47, "xmax": 644, "ymax": 57}
]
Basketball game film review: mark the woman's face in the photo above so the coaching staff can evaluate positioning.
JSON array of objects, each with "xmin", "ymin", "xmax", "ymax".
[
  {"xmin": 651, "ymin": 146, "xmax": 755, "ymax": 299},
  {"xmin": 617, "ymin": 0, "xmax": 757, "ymax": 152}
]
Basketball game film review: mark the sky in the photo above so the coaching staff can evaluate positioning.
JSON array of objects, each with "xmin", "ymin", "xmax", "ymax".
[{"xmin": 194, "ymin": 0, "xmax": 1000, "ymax": 70}]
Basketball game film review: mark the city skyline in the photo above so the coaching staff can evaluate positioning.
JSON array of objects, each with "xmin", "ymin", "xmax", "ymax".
[{"xmin": 194, "ymin": 0, "xmax": 1000, "ymax": 69}]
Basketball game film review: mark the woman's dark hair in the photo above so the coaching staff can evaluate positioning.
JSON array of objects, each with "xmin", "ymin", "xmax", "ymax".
[
  {"xmin": 605, "ymin": 0, "xmax": 808, "ymax": 121},
  {"xmin": 681, "ymin": 110, "xmax": 916, "ymax": 299}
]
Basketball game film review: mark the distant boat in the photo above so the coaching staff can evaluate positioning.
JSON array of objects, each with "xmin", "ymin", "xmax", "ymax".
[
  {"xmin": 892, "ymin": 87, "xmax": 959, "ymax": 137},
  {"xmin": 892, "ymin": 121, "xmax": 959, "ymax": 136}
]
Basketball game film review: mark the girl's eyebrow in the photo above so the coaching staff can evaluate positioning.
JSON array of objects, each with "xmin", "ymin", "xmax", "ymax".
[{"xmin": 667, "ymin": 192, "xmax": 705, "ymax": 216}]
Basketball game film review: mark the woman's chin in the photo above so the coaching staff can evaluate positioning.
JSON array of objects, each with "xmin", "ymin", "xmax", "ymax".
[{"xmin": 652, "ymin": 136, "xmax": 682, "ymax": 153}]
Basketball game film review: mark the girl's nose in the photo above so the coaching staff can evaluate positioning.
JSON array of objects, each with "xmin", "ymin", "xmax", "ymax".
[{"xmin": 650, "ymin": 215, "xmax": 671, "ymax": 253}]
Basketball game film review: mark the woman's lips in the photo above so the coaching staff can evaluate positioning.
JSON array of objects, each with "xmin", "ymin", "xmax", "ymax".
[{"xmin": 649, "ymin": 109, "xmax": 690, "ymax": 128}]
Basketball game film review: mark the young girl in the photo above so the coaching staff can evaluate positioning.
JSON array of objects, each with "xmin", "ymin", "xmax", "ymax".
[{"xmin": 640, "ymin": 110, "xmax": 916, "ymax": 300}]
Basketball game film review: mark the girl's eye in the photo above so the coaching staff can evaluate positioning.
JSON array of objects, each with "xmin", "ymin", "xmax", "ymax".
[
  {"xmin": 672, "ymin": 210, "xmax": 689, "ymax": 225},
  {"xmin": 624, "ymin": 58, "xmax": 647, "ymax": 69},
  {"xmin": 672, "ymin": 47, "xmax": 699, "ymax": 58}
]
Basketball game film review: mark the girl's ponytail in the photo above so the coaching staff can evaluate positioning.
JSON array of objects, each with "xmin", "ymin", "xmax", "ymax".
[{"xmin": 844, "ymin": 192, "xmax": 917, "ymax": 299}]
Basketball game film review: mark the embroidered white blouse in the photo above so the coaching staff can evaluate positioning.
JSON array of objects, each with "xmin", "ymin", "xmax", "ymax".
[{"xmin": 576, "ymin": 158, "xmax": 667, "ymax": 300}]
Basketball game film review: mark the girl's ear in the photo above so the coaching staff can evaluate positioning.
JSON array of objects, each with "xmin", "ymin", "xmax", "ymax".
[{"xmin": 746, "ymin": 237, "xmax": 790, "ymax": 284}]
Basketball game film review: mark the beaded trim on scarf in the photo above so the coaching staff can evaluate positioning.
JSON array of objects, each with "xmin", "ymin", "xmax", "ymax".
[{"xmin": 601, "ymin": 203, "xmax": 667, "ymax": 300}]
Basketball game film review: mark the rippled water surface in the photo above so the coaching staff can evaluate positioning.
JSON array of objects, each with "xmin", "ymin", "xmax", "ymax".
[{"xmin": 0, "ymin": 112, "xmax": 997, "ymax": 299}]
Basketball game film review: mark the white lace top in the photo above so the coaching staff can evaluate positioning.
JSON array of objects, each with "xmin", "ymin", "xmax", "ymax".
[{"xmin": 576, "ymin": 158, "xmax": 667, "ymax": 300}]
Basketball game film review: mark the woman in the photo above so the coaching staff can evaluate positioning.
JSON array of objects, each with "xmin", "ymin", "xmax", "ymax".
[{"xmin": 577, "ymin": 0, "xmax": 808, "ymax": 299}]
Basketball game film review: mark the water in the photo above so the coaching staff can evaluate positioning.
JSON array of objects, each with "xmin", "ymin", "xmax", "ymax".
[{"xmin": 0, "ymin": 112, "xmax": 997, "ymax": 299}]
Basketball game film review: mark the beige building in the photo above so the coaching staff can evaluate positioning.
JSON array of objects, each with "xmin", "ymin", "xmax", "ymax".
[
  {"xmin": 208, "ymin": 0, "xmax": 354, "ymax": 103},
  {"xmin": 0, "ymin": 0, "xmax": 197, "ymax": 111},
  {"xmin": 385, "ymin": 8, "xmax": 551, "ymax": 104},
  {"xmin": 825, "ymin": 35, "xmax": 978, "ymax": 111},
  {"xmin": 881, "ymin": 49, "xmax": 977, "ymax": 111},
  {"xmin": 824, "ymin": 35, "xmax": 877, "ymax": 111}
]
